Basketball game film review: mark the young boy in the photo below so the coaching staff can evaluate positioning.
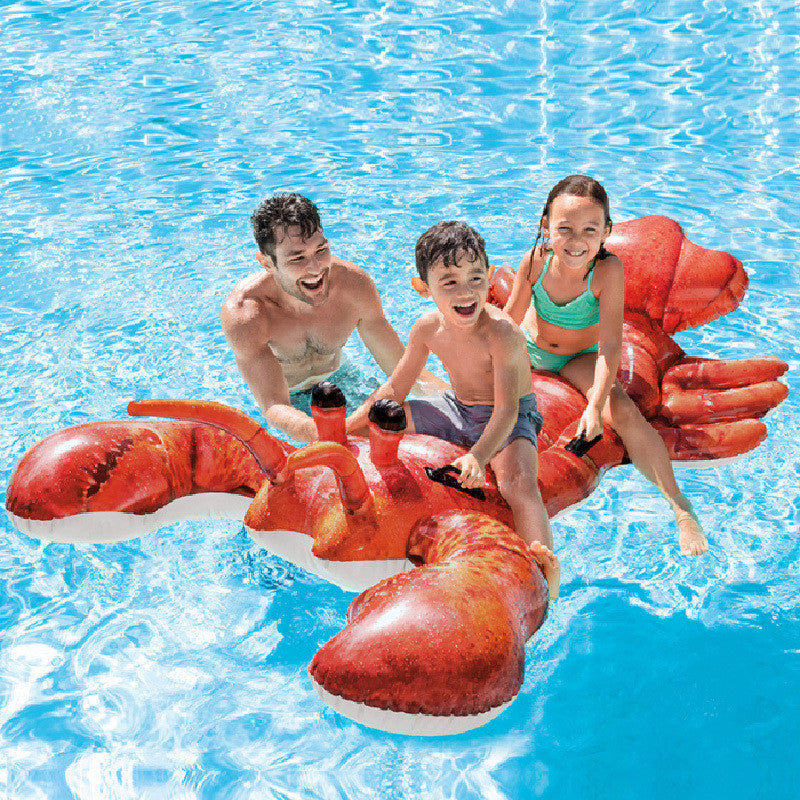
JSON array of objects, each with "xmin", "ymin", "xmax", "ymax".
[{"xmin": 348, "ymin": 221, "xmax": 560, "ymax": 599}]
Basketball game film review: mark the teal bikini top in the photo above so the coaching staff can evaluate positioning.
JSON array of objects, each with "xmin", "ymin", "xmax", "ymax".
[{"xmin": 532, "ymin": 251, "xmax": 600, "ymax": 329}]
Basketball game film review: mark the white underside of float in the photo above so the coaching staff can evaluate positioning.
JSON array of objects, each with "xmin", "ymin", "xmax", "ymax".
[
  {"xmin": 8, "ymin": 493, "xmax": 252, "ymax": 544},
  {"xmin": 247, "ymin": 526, "xmax": 414, "ymax": 593},
  {"xmin": 313, "ymin": 682, "xmax": 512, "ymax": 736}
]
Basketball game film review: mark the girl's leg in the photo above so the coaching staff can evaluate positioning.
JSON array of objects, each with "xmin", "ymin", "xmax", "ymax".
[
  {"xmin": 490, "ymin": 439, "xmax": 560, "ymax": 599},
  {"xmin": 560, "ymin": 355, "xmax": 708, "ymax": 556}
]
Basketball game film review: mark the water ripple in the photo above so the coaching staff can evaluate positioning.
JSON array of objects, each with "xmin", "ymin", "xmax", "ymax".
[{"xmin": 2, "ymin": 0, "xmax": 799, "ymax": 796}]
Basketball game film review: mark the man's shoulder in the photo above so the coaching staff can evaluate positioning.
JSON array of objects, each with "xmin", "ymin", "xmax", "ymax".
[
  {"xmin": 328, "ymin": 256, "xmax": 386, "ymax": 315},
  {"xmin": 225, "ymin": 270, "xmax": 273, "ymax": 304},
  {"xmin": 222, "ymin": 272, "xmax": 275, "ymax": 337},
  {"xmin": 330, "ymin": 256, "xmax": 376, "ymax": 290}
]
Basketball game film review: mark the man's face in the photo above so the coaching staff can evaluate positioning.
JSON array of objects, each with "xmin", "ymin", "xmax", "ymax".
[{"xmin": 265, "ymin": 225, "xmax": 333, "ymax": 306}]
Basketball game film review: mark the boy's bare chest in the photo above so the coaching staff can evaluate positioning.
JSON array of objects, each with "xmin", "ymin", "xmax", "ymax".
[{"xmin": 432, "ymin": 331, "xmax": 493, "ymax": 377}]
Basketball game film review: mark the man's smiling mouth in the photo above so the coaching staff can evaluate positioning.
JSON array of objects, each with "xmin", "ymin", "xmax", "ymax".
[{"xmin": 300, "ymin": 275, "xmax": 325, "ymax": 291}]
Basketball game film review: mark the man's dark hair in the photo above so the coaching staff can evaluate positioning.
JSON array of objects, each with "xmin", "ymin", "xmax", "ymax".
[
  {"xmin": 415, "ymin": 221, "xmax": 488, "ymax": 282},
  {"xmin": 251, "ymin": 193, "xmax": 322, "ymax": 257}
]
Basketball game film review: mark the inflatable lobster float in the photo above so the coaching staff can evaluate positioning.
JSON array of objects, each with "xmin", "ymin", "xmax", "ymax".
[{"xmin": 5, "ymin": 216, "xmax": 788, "ymax": 736}]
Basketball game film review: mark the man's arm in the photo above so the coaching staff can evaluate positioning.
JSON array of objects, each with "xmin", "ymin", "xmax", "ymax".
[
  {"xmin": 355, "ymin": 276, "xmax": 449, "ymax": 394},
  {"xmin": 221, "ymin": 298, "xmax": 319, "ymax": 443}
]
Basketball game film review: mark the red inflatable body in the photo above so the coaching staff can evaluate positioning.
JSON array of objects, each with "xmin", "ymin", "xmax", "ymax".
[{"xmin": 5, "ymin": 216, "xmax": 788, "ymax": 735}]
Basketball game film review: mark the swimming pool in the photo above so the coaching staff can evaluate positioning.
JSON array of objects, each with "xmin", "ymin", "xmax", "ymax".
[{"xmin": 1, "ymin": 1, "xmax": 797, "ymax": 797}]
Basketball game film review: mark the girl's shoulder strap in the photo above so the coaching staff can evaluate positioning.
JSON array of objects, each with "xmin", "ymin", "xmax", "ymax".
[
  {"xmin": 534, "ymin": 249, "xmax": 553, "ymax": 287},
  {"xmin": 585, "ymin": 255, "xmax": 598, "ymax": 288}
]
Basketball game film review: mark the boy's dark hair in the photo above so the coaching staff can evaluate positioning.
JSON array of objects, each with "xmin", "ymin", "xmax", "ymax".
[
  {"xmin": 415, "ymin": 221, "xmax": 488, "ymax": 282},
  {"xmin": 251, "ymin": 193, "xmax": 322, "ymax": 257}
]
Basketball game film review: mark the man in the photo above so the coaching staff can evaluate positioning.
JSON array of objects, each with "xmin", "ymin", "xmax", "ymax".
[{"xmin": 222, "ymin": 193, "xmax": 446, "ymax": 442}]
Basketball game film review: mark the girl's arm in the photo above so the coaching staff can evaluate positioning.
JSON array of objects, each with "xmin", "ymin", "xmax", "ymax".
[
  {"xmin": 345, "ymin": 317, "xmax": 433, "ymax": 433},
  {"xmin": 503, "ymin": 249, "xmax": 538, "ymax": 324},
  {"xmin": 578, "ymin": 256, "xmax": 625, "ymax": 439}
]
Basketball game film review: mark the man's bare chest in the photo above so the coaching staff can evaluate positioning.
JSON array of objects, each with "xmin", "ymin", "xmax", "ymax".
[{"xmin": 268, "ymin": 308, "xmax": 357, "ymax": 364}]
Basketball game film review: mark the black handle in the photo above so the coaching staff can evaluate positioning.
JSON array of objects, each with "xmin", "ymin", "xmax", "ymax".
[
  {"xmin": 564, "ymin": 433, "xmax": 602, "ymax": 458},
  {"xmin": 424, "ymin": 464, "xmax": 486, "ymax": 501}
]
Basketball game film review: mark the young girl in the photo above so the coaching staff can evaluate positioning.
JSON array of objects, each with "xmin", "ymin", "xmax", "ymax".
[{"xmin": 504, "ymin": 175, "xmax": 708, "ymax": 556}]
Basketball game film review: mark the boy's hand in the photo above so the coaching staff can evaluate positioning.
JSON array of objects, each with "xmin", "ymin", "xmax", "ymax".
[{"xmin": 452, "ymin": 453, "xmax": 486, "ymax": 489}]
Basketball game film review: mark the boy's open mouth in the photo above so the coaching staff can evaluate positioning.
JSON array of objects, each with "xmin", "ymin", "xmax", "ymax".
[{"xmin": 453, "ymin": 302, "xmax": 477, "ymax": 317}]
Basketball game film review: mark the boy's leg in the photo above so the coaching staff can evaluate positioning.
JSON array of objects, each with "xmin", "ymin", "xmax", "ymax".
[{"xmin": 490, "ymin": 438, "xmax": 560, "ymax": 601}]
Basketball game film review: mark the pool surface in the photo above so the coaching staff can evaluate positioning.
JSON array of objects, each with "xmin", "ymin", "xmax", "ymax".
[{"xmin": 1, "ymin": 1, "xmax": 798, "ymax": 798}]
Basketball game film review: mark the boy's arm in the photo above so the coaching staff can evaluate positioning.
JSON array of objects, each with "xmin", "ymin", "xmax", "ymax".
[
  {"xmin": 578, "ymin": 256, "xmax": 625, "ymax": 439},
  {"xmin": 356, "ymin": 276, "xmax": 449, "ymax": 394},
  {"xmin": 221, "ymin": 299, "xmax": 319, "ymax": 443},
  {"xmin": 454, "ymin": 326, "xmax": 521, "ymax": 487},
  {"xmin": 503, "ymin": 250, "xmax": 536, "ymax": 324},
  {"xmin": 346, "ymin": 318, "xmax": 433, "ymax": 434}
]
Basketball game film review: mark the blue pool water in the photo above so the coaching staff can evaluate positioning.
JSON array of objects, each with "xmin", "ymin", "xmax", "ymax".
[{"xmin": 1, "ymin": 1, "xmax": 798, "ymax": 797}]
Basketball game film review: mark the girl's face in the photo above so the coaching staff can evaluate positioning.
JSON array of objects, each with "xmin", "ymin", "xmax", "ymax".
[{"xmin": 543, "ymin": 194, "xmax": 611, "ymax": 271}]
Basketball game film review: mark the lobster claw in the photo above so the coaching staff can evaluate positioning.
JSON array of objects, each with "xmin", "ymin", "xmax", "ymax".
[{"xmin": 309, "ymin": 511, "xmax": 548, "ymax": 735}]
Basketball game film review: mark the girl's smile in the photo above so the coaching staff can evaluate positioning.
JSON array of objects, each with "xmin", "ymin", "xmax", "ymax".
[{"xmin": 544, "ymin": 194, "xmax": 610, "ymax": 272}]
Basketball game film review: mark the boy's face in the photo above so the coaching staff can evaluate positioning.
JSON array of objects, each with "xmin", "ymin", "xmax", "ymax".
[{"xmin": 422, "ymin": 250, "xmax": 490, "ymax": 328}]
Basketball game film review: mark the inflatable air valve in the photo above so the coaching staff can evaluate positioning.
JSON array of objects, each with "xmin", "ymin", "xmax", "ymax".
[
  {"xmin": 311, "ymin": 381, "xmax": 348, "ymax": 444},
  {"xmin": 368, "ymin": 399, "xmax": 407, "ymax": 466}
]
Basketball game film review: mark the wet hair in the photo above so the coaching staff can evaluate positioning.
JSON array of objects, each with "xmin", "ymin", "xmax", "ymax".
[
  {"xmin": 251, "ymin": 193, "xmax": 322, "ymax": 257},
  {"xmin": 529, "ymin": 175, "xmax": 613, "ymax": 279},
  {"xmin": 415, "ymin": 221, "xmax": 488, "ymax": 283}
]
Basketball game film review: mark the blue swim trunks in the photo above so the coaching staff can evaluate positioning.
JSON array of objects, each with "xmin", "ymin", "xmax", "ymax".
[{"xmin": 407, "ymin": 391, "xmax": 543, "ymax": 452}]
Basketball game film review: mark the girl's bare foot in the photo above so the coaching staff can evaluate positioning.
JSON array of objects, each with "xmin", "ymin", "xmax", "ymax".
[
  {"xmin": 528, "ymin": 542, "xmax": 561, "ymax": 603},
  {"xmin": 677, "ymin": 509, "xmax": 708, "ymax": 556}
]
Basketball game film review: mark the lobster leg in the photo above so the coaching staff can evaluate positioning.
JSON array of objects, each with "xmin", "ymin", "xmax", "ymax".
[{"xmin": 660, "ymin": 357, "xmax": 788, "ymax": 425}]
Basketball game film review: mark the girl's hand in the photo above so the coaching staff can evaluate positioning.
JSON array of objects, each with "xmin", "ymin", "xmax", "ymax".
[
  {"xmin": 452, "ymin": 453, "xmax": 486, "ymax": 489},
  {"xmin": 577, "ymin": 405, "xmax": 603, "ymax": 441}
]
